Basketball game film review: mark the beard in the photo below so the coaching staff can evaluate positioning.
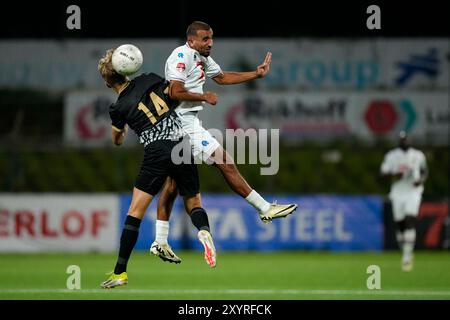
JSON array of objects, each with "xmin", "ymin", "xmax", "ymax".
[{"xmin": 200, "ymin": 48, "xmax": 211, "ymax": 57}]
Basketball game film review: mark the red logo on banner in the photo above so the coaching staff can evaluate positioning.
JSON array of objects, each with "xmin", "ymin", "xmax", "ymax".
[
  {"xmin": 0, "ymin": 209, "xmax": 109, "ymax": 238},
  {"xmin": 76, "ymin": 104, "xmax": 107, "ymax": 138},
  {"xmin": 364, "ymin": 100, "xmax": 398, "ymax": 134}
]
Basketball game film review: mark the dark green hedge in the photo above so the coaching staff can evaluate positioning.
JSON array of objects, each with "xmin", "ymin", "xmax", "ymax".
[{"xmin": 0, "ymin": 145, "xmax": 448, "ymax": 197}]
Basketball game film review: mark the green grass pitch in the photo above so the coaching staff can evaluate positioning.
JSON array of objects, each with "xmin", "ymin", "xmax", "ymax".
[{"xmin": 1, "ymin": 251, "xmax": 449, "ymax": 300}]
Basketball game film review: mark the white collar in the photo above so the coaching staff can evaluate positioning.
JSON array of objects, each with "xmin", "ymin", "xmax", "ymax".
[{"xmin": 185, "ymin": 42, "xmax": 203, "ymax": 58}]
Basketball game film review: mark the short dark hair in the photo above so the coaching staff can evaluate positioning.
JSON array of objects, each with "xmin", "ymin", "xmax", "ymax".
[{"xmin": 186, "ymin": 21, "xmax": 211, "ymax": 38}]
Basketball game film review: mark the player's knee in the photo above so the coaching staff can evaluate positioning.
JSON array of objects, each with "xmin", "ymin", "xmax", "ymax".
[
  {"xmin": 127, "ymin": 209, "xmax": 145, "ymax": 219},
  {"xmin": 404, "ymin": 216, "xmax": 417, "ymax": 229},
  {"xmin": 396, "ymin": 220, "xmax": 406, "ymax": 232},
  {"xmin": 183, "ymin": 194, "xmax": 202, "ymax": 212}
]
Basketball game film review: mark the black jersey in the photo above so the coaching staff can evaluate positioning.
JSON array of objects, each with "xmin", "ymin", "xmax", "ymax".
[{"xmin": 109, "ymin": 73, "xmax": 183, "ymax": 146}]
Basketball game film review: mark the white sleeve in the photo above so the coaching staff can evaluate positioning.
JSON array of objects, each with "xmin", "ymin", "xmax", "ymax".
[
  {"xmin": 165, "ymin": 51, "xmax": 190, "ymax": 82},
  {"xmin": 380, "ymin": 153, "xmax": 393, "ymax": 174},
  {"xmin": 205, "ymin": 56, "xmax": 222, "ymax": 78}
]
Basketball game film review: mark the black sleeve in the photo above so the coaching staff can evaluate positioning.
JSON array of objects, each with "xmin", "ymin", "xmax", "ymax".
[{"xmin": 109, "ymin": 104, "xmax": 126, "ymax": 130}]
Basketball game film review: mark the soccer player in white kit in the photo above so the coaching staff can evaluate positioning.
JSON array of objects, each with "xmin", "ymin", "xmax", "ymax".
[
  {"xmin": 150, "ymin": 21, "xmax": 298, "ymax": 266},
  {"xmin": 380, "ymin": 131, "xmax": 428, "ymax": 271}
]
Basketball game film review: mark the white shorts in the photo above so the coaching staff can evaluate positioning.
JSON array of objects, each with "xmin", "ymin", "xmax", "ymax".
[
  {"xmin": 390, "ymin": 193, "xmax": 422, "ymax": 222},
  {"xmin": 176, "ymin": 109, "xmax": 220, "ymax": 164}
]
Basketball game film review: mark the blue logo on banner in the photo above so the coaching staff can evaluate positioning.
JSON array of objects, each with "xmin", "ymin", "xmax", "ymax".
[
  {"xmin": 119, "ymin": 195, "xmax": 383, "ymax": 251},
  {"xmin": 395, "ymin": 48, "xmax": 439, "ymax": 86}
]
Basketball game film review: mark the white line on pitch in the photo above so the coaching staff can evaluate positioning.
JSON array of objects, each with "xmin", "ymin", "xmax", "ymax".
[{"xmin": 1, "ymin": 289, "xmax": 450, "ymax": 296}]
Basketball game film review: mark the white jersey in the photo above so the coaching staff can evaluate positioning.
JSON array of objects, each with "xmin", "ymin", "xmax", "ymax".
[
  {"xmin": 380, "ymin": 147, "xmax": 427, "ymax": 198},
  {"xmin": 165, "ymin": 43, "xmax": 222, "ymax": 112}
]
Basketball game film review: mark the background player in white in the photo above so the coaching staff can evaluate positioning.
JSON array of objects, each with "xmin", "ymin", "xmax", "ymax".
[
  {"xmin": 380, "ymin": 131, "xmax": 428, "ymax": 272},
  {"xmin": 150, "ymin": 21, "xmax": 297, "ymax": 264}
]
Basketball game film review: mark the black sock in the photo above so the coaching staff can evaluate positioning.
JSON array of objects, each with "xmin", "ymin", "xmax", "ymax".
[
  {"xmin": 114, "ymin": 215, "xmax": 141, "ymax": 274},
  {"xmin": 190, "ymin": 207, "xmax": 210, "ymax": 233}
]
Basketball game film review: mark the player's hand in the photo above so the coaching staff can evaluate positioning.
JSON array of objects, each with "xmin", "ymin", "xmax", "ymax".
[
  {"xmin": 203, "ymin": 91, "xmax": 218, "ymax": 105},
  {"xmin": 256, "ymin": 52, "xmax": 272, "ymax": 78}
]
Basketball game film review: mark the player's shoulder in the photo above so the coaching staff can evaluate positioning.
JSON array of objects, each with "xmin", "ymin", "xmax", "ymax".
[
  {"xmin": 129, "ymin": 73, "xmax": 167, "ymax": 95},
  {"xmin": 410, "ymin": 147, "xmax": 426, "ymax": 158},
  {"xmin": 385, "ymin": 148, "xmax": 400, "ymax": 157},
  {"xmin": 132, "ymin": 72, "xmax": 165, "ymax": 84},
  {"xmin": 169, "ymin": 44, "xmax": 194, "ymax": 59}
]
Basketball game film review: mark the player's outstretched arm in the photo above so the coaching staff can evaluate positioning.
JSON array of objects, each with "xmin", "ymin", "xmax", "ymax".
[{"xmin": 213, "ymin": 52, "xmax": 272, "ymax": 85}]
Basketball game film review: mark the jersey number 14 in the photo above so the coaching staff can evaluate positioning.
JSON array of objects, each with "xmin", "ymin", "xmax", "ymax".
[{"xmin": 137, "ymin": 89, "xmax": 170, "ymax": 124}]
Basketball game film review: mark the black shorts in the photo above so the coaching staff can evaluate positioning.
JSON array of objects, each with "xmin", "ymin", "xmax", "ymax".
[{"xmin": 134, "ymin": 139, "xmax": 199, "ymax": 196}]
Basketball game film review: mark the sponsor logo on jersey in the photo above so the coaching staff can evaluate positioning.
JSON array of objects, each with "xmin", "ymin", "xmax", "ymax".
[
  {"xmin": 177, "ymin": 52, "xmax": 184, "ymax": 58},
  {"xmin": 176, "ymin": 62, "xmax": 186, "ymax": 72},
  {"xmin": 202, "ymin": 140, "xmax": 209, "ymax": 146},
  {"xmin": 196, "ymin": 61, "xmax": 205, "ymax": 80}
]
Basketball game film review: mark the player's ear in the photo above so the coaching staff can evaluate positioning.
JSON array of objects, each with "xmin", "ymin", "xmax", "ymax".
[{"xmin": 187, "ymin": 36, "xmax": 194, "ymax": 46}]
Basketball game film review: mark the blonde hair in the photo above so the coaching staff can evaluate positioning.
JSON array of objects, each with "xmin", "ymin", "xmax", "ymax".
[{"xmin": 98, "ymin": 49, "xmax": 126, "ymax": 86}]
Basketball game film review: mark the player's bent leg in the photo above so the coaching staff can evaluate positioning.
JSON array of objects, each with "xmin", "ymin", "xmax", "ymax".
[
  {"xmin": 395, "ymin": 220, "xmax": 406, "ymax": 249},
  {"xmin": 150, "ymin": 177, "xmax": 182, "ymax": 264},
  {"xmin": 157, "ymin": 177, "xmax": 178, "ymax": 221},
  {"xmin": 402, "ymin": 215, "xmax": 418, "ymax": 272},
  {"xmin": 183, "ymin": 194, "xmax": 217, "ymax": 268},
  {"xmin": 128, "ymin": 187, "xmax": 154, "ymax": 220},
  {"xmin": 210, "ymin": 146, "xmax": 252, "ymax": 197},
  {"xmin": 209, "ymin": 146, "xmax": 298, "ymax": 223}
]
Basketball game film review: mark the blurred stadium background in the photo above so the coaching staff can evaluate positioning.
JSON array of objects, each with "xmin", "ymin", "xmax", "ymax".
[{"xmin": 0, "ymin": 1, "xmax": 449, "ymax": 299}]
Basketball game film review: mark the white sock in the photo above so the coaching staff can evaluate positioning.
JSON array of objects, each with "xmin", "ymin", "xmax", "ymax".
[
  {"xmin": 245, "ymin": 190, "xmax": 271, "ymax": 214},
  {"xmin": 155, "ymin": 220, "xmax": 169, "ymax": 245},
  {"xmin": 402, "ymin": 229, "xmax": 416, "ymax": 261}
]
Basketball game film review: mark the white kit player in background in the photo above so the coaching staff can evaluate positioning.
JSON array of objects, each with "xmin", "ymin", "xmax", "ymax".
[
  {"xmin": 380, "ymin": 131, "xmax": 428, "ymax": 272},
  {"xmin": 149, "ymin": 21, "xmax": 297, "ymax": 264}
]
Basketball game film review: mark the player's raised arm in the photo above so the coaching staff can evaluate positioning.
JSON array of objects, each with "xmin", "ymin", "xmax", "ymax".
[
  {"xmin": 169, "ymin": 80, "xmax": 218, "ymax": 105},
  {"xmin": 212, "ymin": 52, "xmax": 272, "ymax": 85}
]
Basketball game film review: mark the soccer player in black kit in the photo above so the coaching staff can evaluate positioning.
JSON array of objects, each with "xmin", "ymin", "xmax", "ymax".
[{"xmin": 98, "ymin": 49, "xmax": 216, "ymax": 289}]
